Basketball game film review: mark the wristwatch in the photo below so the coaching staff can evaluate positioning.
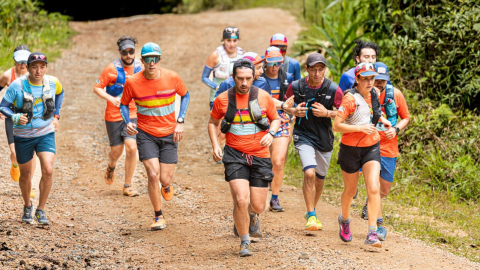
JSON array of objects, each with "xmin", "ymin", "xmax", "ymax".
[
  {"xmin": 177, "ymin": 117, "xmax": 184, "ymax": 123},
  {"xmin": 54, "ymin": 115, "xmax": 60, "ymax": 120},
  {"xmin": 268, "ymin": 130, "xmax": 276, "ymax": 137},
  {"xmin": 395, "ymin": 127, "xmax": 400, "ymax": 135}
]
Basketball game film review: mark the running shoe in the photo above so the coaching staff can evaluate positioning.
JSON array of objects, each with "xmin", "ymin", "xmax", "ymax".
[
  {"xmin": 161, "ymin": 185, "xmax": 173, "ymax": 201},
  {"xmin": 22, "ymin": 203, "xmax": 33, "ymax": 224},
  {"xmin": 361, "ymin": 204, "xmax": 368, "ymax": 220},
  {"xmin": 10, "ymin": 164, "xmax": 20, "ymax": 182},
  {"xmin": 123, "ymin": 185, "xmax": 139, "ymax": 197},
  {"xmin": 365, "ymin": 231, "xmax": 382, "ymax": 248},
  {"xmin": 249, "ymin": 213, "xmax": 262, "ymax": 238},
  {"xmin": 305, "ymin": 216, "xmax": 322, "ymax": 231},
  {"xmin": 377, "ymin": 226, "xmax": 387, "ymax": 241},
  {"xmin": 34, "ymin": 209, "xmax": 49, "ymax": 225},
  {"xmin": 239, "ymin": 241, "xmax": 252, "ymax": 257},
  {"xmin": 104, "ymin": 165, "xmax": 115, "ymax": 185},
  {"xmin": 30, "ymin": 189, "xmax": 35, "ymax": 198},
  {"xmin": 151, "ymin": 215, "xmax": 166, "ymax": 231},
  {"xmin": 269, "ymin": 198, "xmax": 284, "ymax": 212},
  {"xmin": 338, "ymin": 215, "xmax": 352, "ymax": 242}
]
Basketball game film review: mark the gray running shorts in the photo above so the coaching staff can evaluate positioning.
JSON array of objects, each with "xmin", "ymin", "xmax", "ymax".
[
  {"xmin": 295, "ymin": 144, "xmax": 332, "ymax": 179},
  {"xmin": 136, "ymin": 129, "xmax": 178, "ymax": 164},
  {"xmin": 105, "ymin": 119, "xmax": 137, "ymax": 147}
]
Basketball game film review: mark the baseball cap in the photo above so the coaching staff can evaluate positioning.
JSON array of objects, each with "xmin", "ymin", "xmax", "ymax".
[
  {"xmin": 222, "ymin": 26, "xmax": 239, "ymax": 40},
  {"xmin": 375, "ymin": 62, "xmax": 390, "ymax": 81},
  {"xmin": 270, "ymin": 33, "xmax": 288, "ymax": 46},
  {"xmin": 233, "ymin": 58, "xmax": 255, "ymax": 75},
  {"xmin": 355, "ymin": 63, "xmax": 378, "ymax": 77},
  {"xmin": 141, "ymin": 42, "xmax": 162, "ymax": 57},
  {"xmin": 27, "ymin": 52, "xmax": 48, "ymax": 65},
  {"xmin": 242, "ymin": 52, "xmax": 263, "ymax": 65},
  {"xmin": 306, "ymin": 53, "xmax": 327, "ymax": 67},
  {"xmin": 265, "ymin": 47, "xmax": 283, "ymax": 63},
  {"xmin": 118, "ymin": 39, "xmax": 135, "ymax": 51}
]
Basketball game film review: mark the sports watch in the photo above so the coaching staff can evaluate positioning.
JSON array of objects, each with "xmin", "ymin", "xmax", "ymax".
[
  {"xmin": 395, "ymin": 127, "xmax": 400, "ymax": 135},
  {"xmin": 268, "ymin": 130, "xmax": 276, "ymax": 137},
  {"xmin": 177, "ymin": 117, "xmax": 184, "ymax": 123}
]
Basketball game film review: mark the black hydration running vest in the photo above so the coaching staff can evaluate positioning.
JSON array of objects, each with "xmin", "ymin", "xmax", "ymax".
[
  {"xmin": 291, "ymin": 77, "xmax": 338, "ymax": 152},
  {"xmin": 262, "ymin": 68, "xmax": 289, "ymax": 101}
]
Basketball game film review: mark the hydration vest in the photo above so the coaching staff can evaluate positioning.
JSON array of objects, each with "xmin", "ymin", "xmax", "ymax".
[
  {"xmin": 382, "ymin": 85, "xmax": 397, "ymax": 126},
  {"xmin": 292, "ymin": 78, "xmax": 337, "ymax": 119},
  {"xmin": 18, "ymin": 75, "xmax": 55, "ymax": 123},
  {"xmin": 262, "ymin": 68, "xmax": 289, "ymax": 101},
  {"xmin": 344, "ymin": 88, "xmax": 382, "ymax": 127},
  {"xmin": 213, "ymin": 45, "xmax": 244, "ymax": 80},
  {"xmin": 106, "ymin": 58, "xmax": 142, "ymax": 97},
  {"xmin": 220, "ymin": 86, "xmax": 269, "ymax": 134}
]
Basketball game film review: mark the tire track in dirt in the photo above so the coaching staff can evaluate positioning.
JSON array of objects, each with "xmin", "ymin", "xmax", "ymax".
[{"xmin": 0, "ymin": 8, "xmax": 478, "ymax": 269}]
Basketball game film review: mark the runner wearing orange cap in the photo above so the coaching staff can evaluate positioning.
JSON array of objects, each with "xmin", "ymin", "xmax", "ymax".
[{"xmin": 269, "ymin": 33, "xmax": 301, "ymax": 80}]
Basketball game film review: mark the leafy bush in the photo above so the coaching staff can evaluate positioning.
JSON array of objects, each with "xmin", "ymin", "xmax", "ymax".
[{"xmin": 0, "ymin": 0, "xmax": 73, "ymax": 70}]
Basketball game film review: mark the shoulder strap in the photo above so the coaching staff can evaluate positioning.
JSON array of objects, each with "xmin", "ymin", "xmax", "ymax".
[
  {"xmin": 224, "ymin": 88, "xmax": 237, "ymax": 124},
  {"xmin": 249, "ymin": 86, "xmax": 259, "ymax": 102},
  {"xmin": 282, "ymin": 56, "xmax": 290, "ymax": 74},
  {"xmin": 385, "ymin": 84, "xmax": 395, "ymax": 102},
  {"xmin": 42, "ymin": 75, "xmax": 51, "ymax": 94},
  {"xmin": 133, "ymin": 59, "xmax": 142, "ymax": 74}
]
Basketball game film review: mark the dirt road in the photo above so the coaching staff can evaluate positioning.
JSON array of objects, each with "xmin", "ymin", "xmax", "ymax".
[{"xmin": 0, "ymin": 8, "xmax": 478, "ymax": 269}]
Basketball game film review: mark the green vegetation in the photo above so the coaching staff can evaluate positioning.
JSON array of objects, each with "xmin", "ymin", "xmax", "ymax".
[{"xmin": 0, "ymin": 0, "xmax": 73, "ymax": 70}]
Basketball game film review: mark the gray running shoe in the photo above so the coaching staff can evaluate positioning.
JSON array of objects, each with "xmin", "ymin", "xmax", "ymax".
[
  {"xmin": 361, "ymin": 204, "xmax": 368, "ymax": 220},
  {"xmin": 249, "ymin": 213, "xmax": 262, "ymax": 238},
  {"xmin": 365, "ymin": 231, "xmax": 382, "ymax": 248},
  {"xmin": 239, "ymin": 241, "xmax": 252, "ymax": 257},
  {"xmin": 377, "ymin": 226, "xmax": 387, "ymax": 241},
  {"xmin": 22, "ymin": 204, "xmax": 34, "ymax": 224},
  {"xmin": 34, "ymin": 209, "xmax": 50, "ymax": 225},
  {"xmin": 269, "ymin": 198, "xmax": 284, "ymax": 212}
]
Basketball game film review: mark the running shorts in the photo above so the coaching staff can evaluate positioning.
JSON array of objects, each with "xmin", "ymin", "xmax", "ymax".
[
  {"xmin": 337, "ymin": 142, "xmax": 380, "ymax": 174},
  {"xmin": 380, "ymin": 156, "xmax": 397, "ymax": 183},
  {"xmin": 105, "ymin": 118, "xmax": 137, "ymax": 147},
  {"xmin": 136, "ymin": 129, "xmax": 177, "ymax": 164},
  {"xmin": 222, "ymin": 145, "xmax": 273, "ymax": 187},
  {"xmin": 295, "ymin": 144, "xmax": 332, "ymax": 179},
  {"xmin": 274, "ymin": 111, "xmax": 291, "ymax": 138},
  {"xmin": 14, "ymin": 132, "xmax": 56, "ymax": 164},
  {"xmin": 5, "ymin": 117, "xmax": 14, "ymax": 145}
]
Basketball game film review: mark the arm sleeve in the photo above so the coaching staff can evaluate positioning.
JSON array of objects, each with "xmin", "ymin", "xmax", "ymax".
[
  {"xmin": 202, "ymin": 65, "xmax": 217, "ymax": 89},
  {"xmin": 178, "ymin": 91, "xmax": 190, "ymax": 119},
  {"xmin": 54, "ymin": 89, "xmax": 65, "ymax": 115},
  {"xmin": 0, "ymin": 99, "xmax": 14, "ymax": 118},
  {"xmin": 120, "ymin": 82, "xmax": 133, "ymax": 123},
  {"xmin": 120, "ymin": 104, "xmax": 131, "ymax": 124}
]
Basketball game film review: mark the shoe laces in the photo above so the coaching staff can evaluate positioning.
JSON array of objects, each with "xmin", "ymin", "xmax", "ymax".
[
  {"xmin": 368, "ymin": 231, "xmax": 379, "ymax": 241},
  {"xmin": 240, "ymin": 241, "xmax": 251, "ymax": 248},
  {"xmin": 341, "ymin": 222, "xmax": 350, "ymax": 234},
  {"xmin": 163, "ymin": 185, "xmax": 171, "ymax": 193}
]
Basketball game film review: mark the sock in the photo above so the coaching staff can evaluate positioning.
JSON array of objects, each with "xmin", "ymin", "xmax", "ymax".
[
  {"xmin": 271, "ymin": 194, "xmax": 278, "ymax": 200},
  {"xmin": 124, "ymin": 184, "xmax": 130, "ymax": 188},
  {"xmin": 368, "ymin": 226, "xmax": 377, "ymax": 233},
  {"xmin": 341, "ymin": 215, "xmax": 349, "ymax": 223},
  {"xmin": 12, "ymin": 163, "xmax": 18, "ymax": 168},
  {"xmin": 377, "ymin": 217, "xmax": 384, "ymax": 226},
  {"xmin": 240, "ymin": 234, "xmax": 250, "ymax": 243},
  {"xmin": 307, "ymin": 211, "xmax": 316, "ymax": 218},
  {"xmin": 154, "ymin": 210, "xmax": 163, "ymax": 217}
]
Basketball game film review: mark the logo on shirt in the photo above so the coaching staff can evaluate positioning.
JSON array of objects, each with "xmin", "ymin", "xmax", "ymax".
[
  {"xmin": 157, "ymin": 89, "xmax": 175, "ymax": 94},
  {"xmin": 339, "ymin": 106, "xmax": 345, "ymax": 112}
]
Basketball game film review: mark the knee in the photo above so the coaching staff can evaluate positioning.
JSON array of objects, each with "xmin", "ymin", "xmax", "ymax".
[
  {"xmin": 272, "ymin": 157, "xmax": 285, "ymax": 169},
  {"xmin": 304, "ymin": 168, "xmax": 316, "ymax": 181},
  {"xmin": 367, "ymin": 185, "xmax": 380, "ymax": 197},
  {"xmin": 380, "ymin": 188, "xmax": 390, "ymax": 198},
  {"xmin": 147, "ymin": 171, "xmax": 159, "ymax": 181},
  {"xmin": 125, "ymin": 144, "xmax": 137, "ymax": 156},
  {"xmin": 250, "ymin": 203, "xmax": 265, "ymax": 214},
  {"xmin": 233, "ymin": 196, "xmax": 249, "ymax": 209}
]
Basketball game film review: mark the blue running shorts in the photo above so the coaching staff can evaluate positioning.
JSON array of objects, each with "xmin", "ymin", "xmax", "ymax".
[
  {"xmin": 14, "ymin": 132, "xmax": 56, "ymax": 164},
  {"xmin": 380, "ymin": 156, "xmax": 397, "ymax": 183}
]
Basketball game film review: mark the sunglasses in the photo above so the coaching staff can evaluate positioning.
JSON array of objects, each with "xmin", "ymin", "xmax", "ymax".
[
  {"xmin": 142, "ymin": 56, "xmax": 161, "ymax": 64},
  {"xmin": 274, "ymin": 45, "xmax": 287, "ymax": 52},
  {"xmin": 225, "ymin": 27, "xmax": 239, "ymax": 33},
  {"xmin": 266, "ymin": 62, "xmax": 282, "ymax": 67},
  {"xmin": 121, "ymin": 49, "xmax": 135, "ymax": 56},
  {"xmin": 15, "ymin": 60, "xmax": 28, "ymax": 65},
  {"xmin": 28, "ymin": 54, "xmax": 47, "ymax": 62}
]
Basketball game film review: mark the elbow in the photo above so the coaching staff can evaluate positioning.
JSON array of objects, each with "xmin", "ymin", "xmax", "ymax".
[{"xmin": 332, "ymin": 123, "xmax": 339, "ymax": 132}]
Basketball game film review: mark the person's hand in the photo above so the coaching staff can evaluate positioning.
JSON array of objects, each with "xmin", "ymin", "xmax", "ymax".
[
  {"xmin": 381, "ymin": 118, "xmax": 392, "ymax": 129},
  {"xmin": 173, "ymin": 123, "xmax": 184, "ymax": 142},
  {"xmin": 52, "ymin": 117, "xmax": 59, "ymax": 131},
  {"xmin": 282, "ymin": 96, "xmax": 294, "ymax": 111},
  {"xmin": 109, "ymin": 96, "xmax": 121, "ymax": 107},
  {"xmin": 212, "ymin": 145, "xmax": 223, "ymax": 162},
  {"xmin": 359, "ymin": 124, "xmax": 376, "ymax": 135},
  {"xmin": 260, "ymin": 133, "xmax": 274, "ymax": 147},
  {"xmin": 126, "ymin": 122, "xmax": 138, "ymax": 135},
  {"xmin": 293, "ymin": 102, "xmax": 307, "ymax": 117},
  {"xmin": 312, "ymin": 102, "xmax": 328, "ymax": 117},
  {"xmin": 385, "ymin": 127, "xmax": 397, "ymax": 139},
  {"xmin": 18, "ymin": 114, "xmax": 29, "ymax": 125}
]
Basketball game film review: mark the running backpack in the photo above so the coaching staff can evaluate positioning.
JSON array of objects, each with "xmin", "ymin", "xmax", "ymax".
[
  {"xmin": 262, "ymin": 68, "xmax": 289, "ymax": 101},
  {"xmin": 19, "ymin": 75, "xmax": 56, "ymax": 123},
  {"xmin": 291, "ymin": 77, "xmax": 337, "ymax": 123},
  {"xmin": 383, "ymin": 84, "xmax": 397, "ymax": 126},
  {"xmin": 221, "ymin": 86, "xmax": 269, "ymax": 134},
  {"xmin": 106, "ymin": 58, "xmax": 142, "ymax": 97}
]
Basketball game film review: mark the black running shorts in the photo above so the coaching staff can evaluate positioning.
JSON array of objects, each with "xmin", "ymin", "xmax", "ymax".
[
  {"xmin": 136, "ymin": 129, "xmax": 178, "ymax": 164},
  {"xmin": 222, "ymin": 145, "xmax": 273, "ymax": 188},
  {"xmin": 105, "ymin": 119, "xmax": 137, "ymax": 147},
  {"xmin": 337, "ymin": 142, "xmax": 381, "ymax": 174}
]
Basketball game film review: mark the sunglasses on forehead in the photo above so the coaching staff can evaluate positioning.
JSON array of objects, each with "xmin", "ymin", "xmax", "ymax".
[
  {"xmin": 142, "ymin": 56, "xmax": 161, "ymax": 64},
  {"xmin": 121, "ymin": 49, "xmax": 135, "ymax": 56},
  {"xmin": 28, "ymin": 54, "xmax": 47, "ymax": 61},
  {"xmin": 225, "ymin": 27, "xmax": 238, "ymax": 33}
]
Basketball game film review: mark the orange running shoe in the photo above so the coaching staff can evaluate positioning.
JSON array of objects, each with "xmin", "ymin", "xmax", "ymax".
[
  {"xmin": 104, "ymin": 165, "xmax": 115, "ymax": 185},
  {"xmin": 123, "ymin": 185, "xmax": 139, "ymax": 197},
  {"xmin": 150, "ymin": 215, "xmax": 166, "ymax": 231},
  {"xmin": 10, "ymin": 164, "xmax": 20, "ymax": 182},
  {"xmin": 161, "ymin": 185, "xmax": 174, "ymax": 201}
]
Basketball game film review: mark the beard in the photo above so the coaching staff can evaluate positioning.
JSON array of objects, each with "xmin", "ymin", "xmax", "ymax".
[{"xmin": 121, "ymin": 57, "xmax": 134, "ymax": 66}]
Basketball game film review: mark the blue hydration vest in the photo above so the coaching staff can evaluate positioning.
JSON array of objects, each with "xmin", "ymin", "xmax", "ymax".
[
  {"xmin": 106, "ymin": 58, "xmax": 142, "ymax": 97},
  {"xmin": 383, "ymin": 85, "xmax": 398, "ymax": 126}
]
